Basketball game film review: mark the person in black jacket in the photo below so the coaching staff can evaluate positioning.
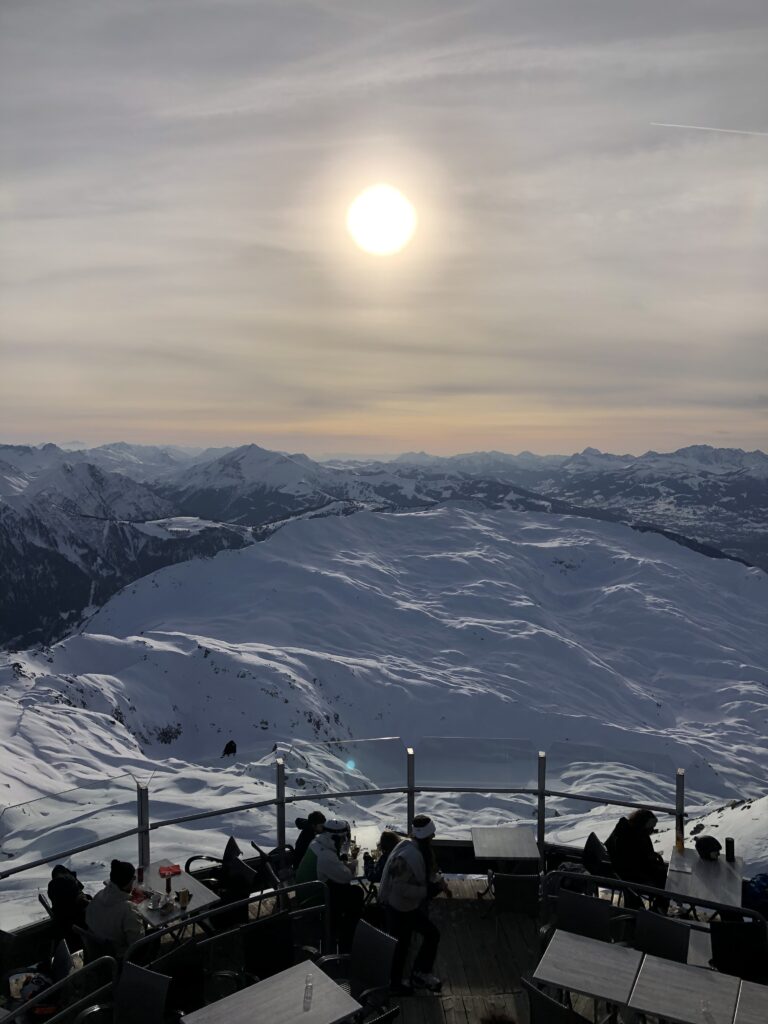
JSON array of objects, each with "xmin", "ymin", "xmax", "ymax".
[
  {"xmin": 47, "ymin": 865, "xmax": 90, "ymax": 948},
  {"xmin": 605, "ymin": 808, "xmax": 667, "ymax": 889},
  {"xmin": 364, "ymin": 830, "xmax": 402, "ymax": 883},
  {"xmin": 293, "ymin": 810, "xmax": 326, "ymax": 867}
]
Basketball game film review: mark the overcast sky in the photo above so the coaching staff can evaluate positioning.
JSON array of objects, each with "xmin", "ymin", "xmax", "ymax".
[{"xmin": 1, "ymin": 0, "xmax": 766, "ymax": 457}]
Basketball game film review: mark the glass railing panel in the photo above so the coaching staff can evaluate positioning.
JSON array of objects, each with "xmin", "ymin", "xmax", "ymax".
[
  {"xmin": 0, "ymin": 772, "xmax": 141, "ymax": 930},
  {"xmin": 416, "ymin": 736, "xmax": 538, "ymax": 790}
]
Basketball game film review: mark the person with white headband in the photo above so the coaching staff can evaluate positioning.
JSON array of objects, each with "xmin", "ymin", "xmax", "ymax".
[{"xmin": 378, "ymin": 813, "xmax": 451, "ymax": 993}]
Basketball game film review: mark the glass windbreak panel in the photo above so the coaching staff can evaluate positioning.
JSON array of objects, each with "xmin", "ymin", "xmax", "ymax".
[
  {"xmin": 0, "ymin": 772, "xmax": 140, "ymax": 930},
  {"xmin": 417, "ymin": 736, "xmax": 538, "ymax": 790},
  {"xmin": 546, "ymin": 741, "xmax": 679, "ymax": 808},
  {"xmin": 280, "ymin": 737, "xmax": 408, "ymax": 797}
]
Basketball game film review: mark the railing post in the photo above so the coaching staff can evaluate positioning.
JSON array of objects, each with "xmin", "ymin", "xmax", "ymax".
[
  {"xmin": 137, "ymin": 783, "xmax": 150, "ymax": 868},
  {"xmin": 537, "ymin": 751, "xmax": 546, "ymax": 872},
  {"xmin": 276, "ymin": 758, "xmax": 286, "ymax": 851},
  {"xmin": 675, "ymin": 768, "xmax": 685, "ymax": 848},
  {"xmin": 406, "ymin": 747, "xmax": 415, "ymax": 831}
]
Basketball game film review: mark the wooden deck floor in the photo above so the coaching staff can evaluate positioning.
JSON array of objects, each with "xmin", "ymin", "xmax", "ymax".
[{"xmin": 392, "ymin": 878, "xmax": 539, "ymax": 1024}]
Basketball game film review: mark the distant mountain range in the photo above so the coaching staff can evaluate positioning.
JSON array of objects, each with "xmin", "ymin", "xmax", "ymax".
[{"xmin": 1, "ymin": 440, "xmax": 765, "ymax": 647}]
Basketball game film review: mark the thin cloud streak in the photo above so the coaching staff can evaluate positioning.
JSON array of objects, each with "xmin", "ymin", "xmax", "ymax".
[{"xmin": 651, "ymin": 122, "xmax": 768, "ymax": 137}]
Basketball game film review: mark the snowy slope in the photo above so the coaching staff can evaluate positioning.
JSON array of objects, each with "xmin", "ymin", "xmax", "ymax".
[{"xmin": 1, "ymin": 507, "xmax": 767, "ymax": 926}]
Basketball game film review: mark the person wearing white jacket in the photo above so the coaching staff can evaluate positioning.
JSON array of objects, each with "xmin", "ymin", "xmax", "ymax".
[
  {"xmin": 296, "ymin": 819, "xmax": 363, "ymax": 949},
  {"xmin": 378, "ymin": 815, "xmax": 450, "ymax": 993}
]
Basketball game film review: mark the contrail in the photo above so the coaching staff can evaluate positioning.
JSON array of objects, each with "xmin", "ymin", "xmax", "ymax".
[{"xmin": 651, "ymin": 122, "xmax": 768, "ymax": 137}]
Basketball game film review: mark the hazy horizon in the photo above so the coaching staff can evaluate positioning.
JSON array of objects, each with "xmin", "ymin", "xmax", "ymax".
[
  {"xmin": 3, "ymin": 435, "xmax": 766, "ymax": 463},
  {"xmin": 2, "ymin": 1, "xmax": 766, "ymax": 455}
]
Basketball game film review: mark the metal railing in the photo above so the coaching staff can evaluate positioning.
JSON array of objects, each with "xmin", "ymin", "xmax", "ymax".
[{"xmin": 0, "ymin": 746, "xmax": 685, "ymax": 883}]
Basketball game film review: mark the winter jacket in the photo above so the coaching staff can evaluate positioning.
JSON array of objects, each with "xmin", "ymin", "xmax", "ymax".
[
  {"xmin": 293, "ymin": 820, "xmax": 317, "ymax": 868},
  {"xmin": 85, "ymin": 881, "xmax": 143, "ymax": 957},
  {"xmin": 605, "ymin": 817, "xmax": 664, "ymax": 882},
  {"xmin": 48, "ymin": 872, "xmax": 89, "ymax": 932},
  {"xmin": 378, "ymin": 838, "xmax": 439, "ymax": 913},
  {"xmin": 296, "ymin": 832, "xmax": 357, "ymax": 887}
]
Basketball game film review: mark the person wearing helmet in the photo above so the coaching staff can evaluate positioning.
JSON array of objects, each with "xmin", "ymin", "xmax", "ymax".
[
  {"xmin": 296, "ymin": 818, "xmax": 363, "ymax": 949},
  {"xmin": 378, "ymin": 814, "xmax": 451, "ymax": 993}
]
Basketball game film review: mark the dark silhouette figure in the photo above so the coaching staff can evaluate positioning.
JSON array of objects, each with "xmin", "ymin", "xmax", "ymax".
[
  {"xmin": 221, "ymin": 740, "xmax": 237, "ymax": 757},
  {"xmin": 606, "ymin": 808, "xmax": 668, "ymax": 890},
  {"xmin": 48, "ymin": 865, "xmax": 90, "ymax": 949}
]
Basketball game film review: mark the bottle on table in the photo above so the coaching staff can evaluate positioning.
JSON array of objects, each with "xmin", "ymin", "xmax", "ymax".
[
  {"xmin": 303, "ymin": 973, "xmax": 313, "ymax": 1011},
  {"xmin": 725, "ymin": 837, "xmax": 735, "ymax": 862}
]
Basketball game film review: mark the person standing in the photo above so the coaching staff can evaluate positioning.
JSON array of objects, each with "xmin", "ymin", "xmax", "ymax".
[{"xmin": 378, "ymin": 814, "xmax": 451, "ymax": 993}]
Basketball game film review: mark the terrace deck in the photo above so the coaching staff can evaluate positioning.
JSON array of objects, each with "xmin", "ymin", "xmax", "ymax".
[{"xmin": 391, "ymin": 878, "xmax": 540, "ymax": 1024}]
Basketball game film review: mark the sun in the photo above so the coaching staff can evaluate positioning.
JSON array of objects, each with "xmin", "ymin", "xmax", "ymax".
[{"xmin": 346, "ymin": 184, "xmax": 417, "ymax": 256}]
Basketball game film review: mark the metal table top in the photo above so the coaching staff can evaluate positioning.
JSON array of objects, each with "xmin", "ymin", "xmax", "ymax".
[
  {"xmin": 471, "ymin": 826, "xmax": 539, "ymax": 862},
  {"xmin": 183, "ymin": 963, "xmax": 361, "ymax": 1024},
  {"xmin": 628, "ymin": 953, "xmax": 740, "ymax": 1024},
  {"xmin": 533, "ymin": 929, "xmax": 643, "ymax": 1006}
]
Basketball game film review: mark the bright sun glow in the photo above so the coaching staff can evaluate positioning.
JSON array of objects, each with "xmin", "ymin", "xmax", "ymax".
[{"xmin": 346, "ymin": 184, "xmax": 417, "ymax": 256}]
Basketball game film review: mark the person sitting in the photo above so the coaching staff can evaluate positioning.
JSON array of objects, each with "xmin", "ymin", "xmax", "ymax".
[
  {"xmin": 85, "ymin": 859, "xmax": 143, "ymax": 958},
  {"xmin": 364, "ymin": 830, "xmax": 401, "ymax": 883},
  {"xmin": 296, "ymin": 818, "xmax": 363, "ymax": 949},
  {"xmin": 605, "ymin": 808, "xmax": 668, "ymax": 891},
  {"xmin": 378, "ymin": 814, "xmax": 451, "ymax": 994},
  {"xmin": 293, "ymin": 810, "xmax": 326, "ymax": 868},
  {"xmin": 47, "ymin": 865, "xmax": 90, "ymax": 948}
]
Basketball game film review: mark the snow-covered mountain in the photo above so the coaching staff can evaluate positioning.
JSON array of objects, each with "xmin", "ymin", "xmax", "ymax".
[
  {"xmin": 158, "ymin": 443, "xmax": 382, "ymax": 525},
  {"xmin": 383, "ymin": 445, "xmax": 768, "ymax": 571},
  {"xmin": 1, "ymin": 506, "xmax": 767, "ymax": 927}
]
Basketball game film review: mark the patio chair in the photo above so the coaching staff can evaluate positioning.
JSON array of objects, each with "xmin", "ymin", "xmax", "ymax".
[
  {"xmin": 317, "ymin": 919, "xmax": 396, "ymax": 1015},
  {"xmin": 149, "ymin": 938, "xmax": 206, "ymax": 1013},
  {"xmin": 710, "ymin": 920, "xmax": 768, "ymax": 984},
  {"xmin": 522, "ymin": 978, "xmax": 591, "ymax": 1023},
  {"xmin": 73, "ymin": 925, "xmax": 116, "ymax": 965},
  {"xmin": 197, "ymin": 925, "xmax": 247, "ymax": 1000},
  {"xmin": 251, "ymin": 840, "xmax": 295, "ymax": 882},
  {"xmin": 73, "ymin": 962, "xmax": 171, "ymax": 1024},
  {"xmin": 633, "ymin": 908, "xmax": 690, "ymax": 963},
  {"xmin": 365, "ymin": 1009, "xmax": 401, "ymax": 1023},
  {"xmin": 551, "ymin": 890, "xmax": 631, "ymax": 943},
  {"xmin": 582, "ymin": 834, "xmax": 616, "ymax": 879},
  {"xmin": 492, "ymin": 872, "xmax": 541, "ymax": 917},
  {"xmin": 51, "ymin": 939, "xmax": 75, "ymax": 982},
  {"xmin": 238, "ymin": 909, "xmax": 317, "ymax": 981},
  {"xmin": 38, "ymin": 892, "xmax": 55, "ymax": 920}
]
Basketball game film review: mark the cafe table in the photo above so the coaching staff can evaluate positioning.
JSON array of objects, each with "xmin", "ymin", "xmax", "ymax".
[
  {"xmin": 733, "ymin": 979, "xmax": 768, "ymax": 1024},
  {"xmin": 627, "ymin": 953, "xmax": 740, "ymax": 1024},
  {"xmin": 666, "ymin": 848, "xmax": 744, "ymax": 908},
  {"xmin": 533, "ymin": 929, "xmax": 644, "ymax": 1007},
  {"xmin": 471, "ymin": 825, "xmax": 539, "ymax": 865},
  {"xmin": 182, "ymin": 962, "xmax": 361, "ymax": 1024},
  {"xmin": 134, "ymin": 858, "xmax": 219, "ymax": 930}
]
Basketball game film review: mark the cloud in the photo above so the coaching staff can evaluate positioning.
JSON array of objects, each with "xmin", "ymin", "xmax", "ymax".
[{"xmin": 1, "ymin": 0, "xmax": 767, "ymax": 453}]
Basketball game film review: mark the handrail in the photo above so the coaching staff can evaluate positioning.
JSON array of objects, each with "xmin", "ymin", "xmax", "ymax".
[
  {"xmin": 0, "ymin": 746, "xmax": 688, "ymax": 884},
  {"xmin": 124, "ymin": 879, "xmax": 332, "ymax": 962},
  {"xmin": 543, "ymin": 870, "xmax": 766, "ymax": 928},
  {"xmin": 0, "ymin": 956, "xmax": 118, "ymax": 1024}
]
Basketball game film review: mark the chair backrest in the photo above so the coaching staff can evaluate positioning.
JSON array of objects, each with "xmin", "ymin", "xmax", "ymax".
[
  {"xmin": 555, "ymin": 890, "xmax": 615, "ymax": 941},
  {"xmin": 348, "ymin": 919, "xmax": 397, "ymax": 1003},
  {"xmin": 365, "ymin": 1008, "xmax": 401, "ymax": 1024},
  {"xmin": 150, "ymin": 939, "xmax": 206, "ymax": 1014},
  {"xmin": 583, "ymin": 833, "xmax": 615, "ymax": 876},
  {"xmin": 114, "ymin": 962, "xmax": 171, "ymax": 1024},
  {"xmin": 39, "ymin": 893, "xmax": 55, "ymax": 920},
  {"xmin": 51, "ymin": 939, "xmax": 74, "ymax": 982},
  {"xmin": 239, "ymin": 910, "xmax": 295, "ymax": 979},
  {"xmin": 522, "ymin": 977, "xmax": 591, "ymax": 1023},
  {"xmin": 633, "ymin": 909, "xmax": 690, "ymax": 963},
  {"xmin": 73, "ymin": 925, "xmax": 116, "ymax": 964},
  {"xmin": 493, "ymin": 873, "xmax": 540, "ymax": 917},
  {"xmin": 710, "ymin": 920, "xmax": 768, "ymax": 983}
]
